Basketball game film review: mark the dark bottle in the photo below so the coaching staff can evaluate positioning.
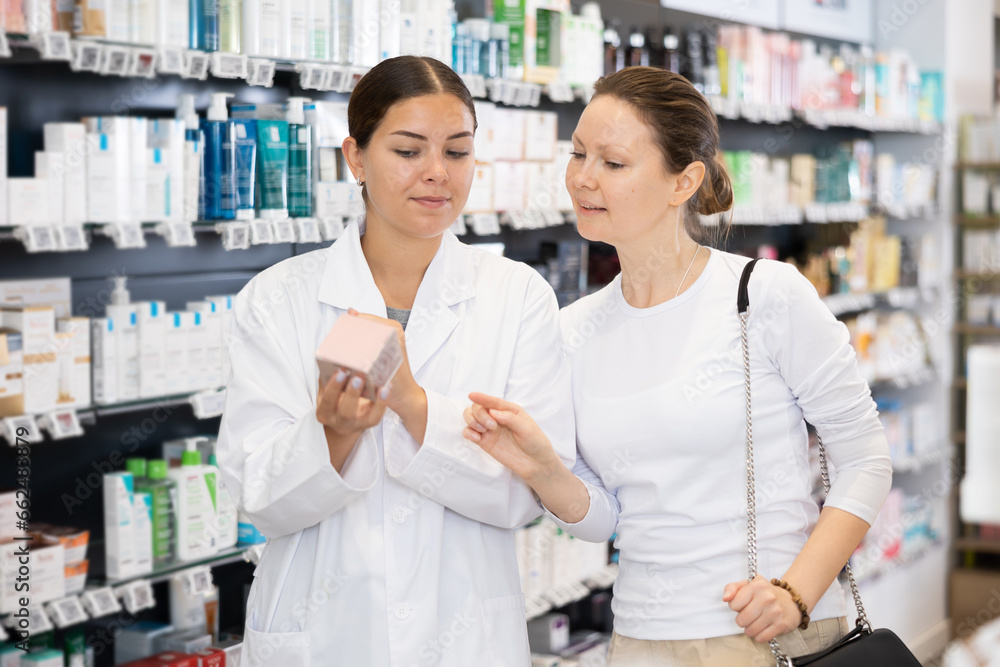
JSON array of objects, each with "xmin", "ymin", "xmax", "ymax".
[
  {"xmin": 702, "ymin": 29, "xmax": 721, "ymax": 96},
  {"xmin": 603, "ymin": 21, "xmax": 624, "ymax": 75},
  {"xmin": 682, "ymin": 29, "xmax": 705, "ymax": 93},
  {"xmin": 662, "ymin": 29, "xmax": 680, "ymax": 73},
  {"xmin": 626, "ymin": 26, "xmax": 648, "ymax": 67}
]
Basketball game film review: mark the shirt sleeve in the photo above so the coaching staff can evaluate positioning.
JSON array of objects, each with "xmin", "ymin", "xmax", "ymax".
[
  {"xmin": 545, "ymin": 452, "xmax": 621, "ymax": 543},
  {"xmin": 216, "ymin": 280, "xmax": 380, "ymax": 539},
  {"xmin": 385, "ymin": 281, "xmax": 576, "ymax": 530},
  {"xmin": 759, "ymin": 262, "xmax": 893, "ymax": 525}
]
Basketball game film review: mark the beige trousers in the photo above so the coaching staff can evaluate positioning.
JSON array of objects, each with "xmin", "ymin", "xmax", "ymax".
[{"xmin": 606, "ymin": 617, "xmax": 850, "ymax": 667}]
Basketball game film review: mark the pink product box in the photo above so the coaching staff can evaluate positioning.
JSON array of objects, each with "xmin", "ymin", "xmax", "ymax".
[{"xmin": 315, "ymin": 315, "xmax": 403, "ymax": 401}]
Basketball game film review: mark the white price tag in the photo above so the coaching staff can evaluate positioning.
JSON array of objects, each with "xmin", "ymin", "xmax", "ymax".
[
  {"xmin": 217, "ymin": 222, "xmax": 250, "ymax": 250},
  {"xmin": 470, "ymin": 213, "xmax": 500, "ymax": 236},
  {"xmin": 297, "ymin": 63, "xmax": 326, "ymax": 91},
  {"xmin": 525, "ymin": 209, "xmax": 546, "ymax": 229},
  {"xmin": 272, "ymin": 220, "xmax": 297, "ymax": 244},
  {"xmin": 501, "ymin": 81, "xmax": 520, "ymax": 106},
  {"xmin": 56, "ymin": 225, "xmax": 89, "ymax": 251},
  {"xmin": 0, "ymin": 33, "xmax": 10, "ymax": 58},
  {"xmin": 345, "ymin": 67, "xmax": 368, "ymax": 92},
  {"xmin": 295, "ymin": 219, "xmax": 322, "ymax": 244},
  {"xmin": 319, "ymin": 218, "xmax": 345, "ymax": 241},
  {"xmin": 37, "ymin": 31, "xmax": 72, "ymax": 60},
  {"xmin": 246, "ymin": 58, "xmax": 276, "ymax": 87},
  {"xmin": 191, "ymin": 388, "xmax": 226, "ymax": 419},
  {"xmin": 505, "ymin": 211, "xmax": 530, "ymax": 230},
  {"xmin": 156, "ymin": 47, "xmax": 184, "ymax": 74},
  {"xmin": 127, "ymin": 49, "xmax": 157, "ymax": 78},
  {"xmin": 545, "ymin": 82, "xmax": 573, "ymax": 103},
  {"xmin": 104, "ymin": 223, "xmax": 147, "ymax": 249},
  {"xmin": 45, "ymin": 595, "xmax": 88, "ymax": 628},
  {"xmin": 211, "ymin": 52, "xmax": 248, "ymax": 79},
  {"xmin": 541, "ymin": 209, "xmax": 565, "ymax": 227},
  {"xmin": 449, "ymin": 216, "xmax": 468, "ymax": 236},
  {"xmin": 462, "ymin": 74, "xmax": 487, "ymax": 98},
  {"xmin": 250, "ymin": 220, "xmax": 275, "ymax": 245},
  {"xmin": 182, "ymin": 50, "xmax": 210, "ymax": 80},
  {"xmin": 155, "ymin": 222, "xmax": 197, "ymax": 247},
  {"xmin": 525, "ymin": 84, "xmax": 542, "ymax": 107},
  {"xmin": 70, "ymin": 41, "xmax": 102, "ymax": 72},
  {"xmin": 178, "ymin": 567, "xmax": 214, "ymax": 596},
  {"xmin": 0, "ymin": 623, "xmax": 6, "ymax": 642},
  {"xmin": 38, "ymin": 410, "xmax": 84, "ymax": 440},
  {"xmin": 101, "ymin": 46, "xmax": 130, "ymax": 76},
  {"xmin": 2, "ymin": 416, "xmax": 43, "ymax": 446},
  {"xmin": 324, "ymin": 67, "xmax": 347, "ymax": 92},
  {"xmin": 14, "ymin": 226, "xmax": 58, "ymax": 253},
  {"xmin": 81, "ymin": 587, "xmax": 122, "ymax": 618},
  {"xmin": 115, "ymin": 580, "xmax": 155, "ymax": 614},
  {"xmin": 27, "ymin": 607, "xmax": 54, "ymax": 634}
]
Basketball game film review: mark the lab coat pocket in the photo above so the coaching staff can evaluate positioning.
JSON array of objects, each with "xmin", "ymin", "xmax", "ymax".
[
  {"xmin": 482, "ymin": 593, "xmax": 530, "ymax": 667},
  {"xmin": 243, "ymin": 626, "xmax": 311, "ymax": 666}
]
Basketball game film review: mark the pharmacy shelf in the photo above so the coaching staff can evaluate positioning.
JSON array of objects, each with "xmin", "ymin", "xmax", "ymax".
[
  {"xmin": 953, "ymin": 216, "xmax": 1000, "ymax": 227},
  {"xmin": 953, "ymin": 324, "xmax": 1000, "ymax": 335},
  {"xmin": 708, "ymin": 95, "xmax": 942, "ymax": 134},
  {"xmin": 954, "ymin": 270, "xmax": 1000, "ymax": 280},
  {"xmin": 891, "ymin": 445, "xmax": 952, "ymax": 473},
  {"xmin": 868, "ymin": 366, "xmax": 937, "ymax": 393},
  {"xmin": 954, "ymin": 538, "xmax": 1000, "ymax": 555},
  {"xmin": 852, "ymin": 541, "xmax": 944, "ymax": 585},
  {"xmin": 97, "ymin": 544, "xmax": 252, "ymax": 587},
  {"xmin": 954, "ymin": 163, "xmax": 1000, "ymax": 171},
  {"xmin": 823, "ymin": 286, "xmax": 937, "ymax": 318},
  {"xmin": 524, "ymin": 563, "xmax": 619, "ymax": 622}
]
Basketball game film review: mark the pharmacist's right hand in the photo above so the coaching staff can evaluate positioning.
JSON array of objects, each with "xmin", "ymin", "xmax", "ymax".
[{"xmin": 316, "ymin": 370, "xmax": 389, "ymax": 436}]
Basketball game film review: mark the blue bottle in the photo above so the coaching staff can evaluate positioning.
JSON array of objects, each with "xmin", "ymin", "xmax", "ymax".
[
  {"xmin": 198, "ymin": 0, "xmax": 219, "ymax": 51},
  {"xmin": 201, "ymin": 93, "xmax": 236, "ymax": 220}
]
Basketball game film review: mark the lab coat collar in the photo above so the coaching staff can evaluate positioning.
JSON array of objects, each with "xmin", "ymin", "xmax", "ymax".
[{"xmin": 317, "ymin": 216, "xmax": 476, "ymax": 377}]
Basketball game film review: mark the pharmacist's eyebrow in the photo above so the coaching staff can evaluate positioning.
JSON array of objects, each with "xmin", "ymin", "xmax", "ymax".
[{"xmin": 391, "ymin": 131, "xmax": 474, "ymax": 141}]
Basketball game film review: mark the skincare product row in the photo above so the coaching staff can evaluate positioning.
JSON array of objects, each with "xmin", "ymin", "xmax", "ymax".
[
  {"xmin": 602, "ymin": 21, "xmax": 944, "ymax": 122},
  {"xmin": 844, "ymin": 308, "xmax": 931, "ymax": 385},
  {"xmin": 851, "ymin": 487, "xmax": 944, "ymax": 582},
  {"xmin": 515, "ymin": 516, "xmax": 609, "ymax": 601}
]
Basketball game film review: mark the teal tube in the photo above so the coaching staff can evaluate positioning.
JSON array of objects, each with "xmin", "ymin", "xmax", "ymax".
[
  {"xmin": 288, "ymin": 123, "xmax": 312, "ymax": 217},
  {"xmin": 233, "ymin": 119, "xmax": 257, "ymax": 220},
  {"xmin": 256, "ymin": 120, "xmax": 289, "ymax": 218}
]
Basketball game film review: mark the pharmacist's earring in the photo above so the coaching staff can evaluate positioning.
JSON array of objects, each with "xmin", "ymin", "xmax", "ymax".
[{"xmin": 356, "ymin": 175, "xmax": 364, "ymax": 187}]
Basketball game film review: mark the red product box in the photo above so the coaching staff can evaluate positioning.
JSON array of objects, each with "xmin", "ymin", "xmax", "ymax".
[
  {"xmin": 194, "ymin": 648, "xmax": 226, "ymax": 667},
  {"xmin": 120, "ymin": 653, "xmax": 200, "ymax": 667}
]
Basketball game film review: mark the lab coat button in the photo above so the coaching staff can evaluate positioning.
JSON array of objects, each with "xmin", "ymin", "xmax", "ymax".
[
  {"xmin": 393, "ymin": 414, "xmax": 401, "ymax": 425},
  {"xmin": 394, "ymin": 604, "xmax": 411, "ymax": 620},
  {"xmin": 393, "ymin": 508, "xmax": 408, "ymax": 524}
]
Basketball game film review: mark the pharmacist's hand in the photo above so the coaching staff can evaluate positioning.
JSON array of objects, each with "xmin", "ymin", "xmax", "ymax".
[
  {"xmin": 463, "ymin": 393, "xmax": 562, "ymax": 484},
  {"xmin": 316, "ymin": 369, "xmax": 389, "ymax": 437},
  {"xmin": 347, "ymin": 309, "xmax": 426, "ymax": 427},
  {"xmin": 723, "ymin": 575, "xmax": 801, "ymax": 643}
]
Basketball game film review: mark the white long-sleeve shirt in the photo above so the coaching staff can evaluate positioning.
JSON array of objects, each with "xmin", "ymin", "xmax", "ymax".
[{"xmin": 553, "ymin": 249, "xmax": 892, "ymax": 641}]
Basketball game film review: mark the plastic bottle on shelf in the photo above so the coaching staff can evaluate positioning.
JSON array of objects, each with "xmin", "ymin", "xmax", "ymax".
[
  {"xmin": 168, "ymin": 440, "xmax": 219, "ymax": 561},
  {"xmin": 662, "ymin": 29, "xmax": 680, "ymax": 73},
  {"xmin": 107, "ymin": 276, "xmax": 140, "ymax": 402},
  {"xmin": 603, "ymin": 20, "xmax": 623, "ymax": 76},
  {"xmin": 626, "ymin": 26, "xmax": 648, "ymax": 68},
  {"xmin": 176, "ymin": 94, "xmax": 204, "ymax": 223},
  {"xmin": 287, "ymin": 97, "xmax": 313, "ymax": 218},
  {"xmin": 491, "ymin": 22, "xmax": 510, "ymax": 80},
  {"xmin": 140, "ymin": 459, "xmax": 178, "ymax": 565},
  {"xmin": 201, "ymin": 92, "xmax": 237, "ymax": 221},
  {"xmin": 208, "ymin": 454, "xmax": 238, "ymax": 549},
  {"xmin": 198, "ymin": 0, "xmax": 220, "ymax": 51},
  {"xmin": 219, "ymin": 0, "xmax": 240, "ymax": 53}
]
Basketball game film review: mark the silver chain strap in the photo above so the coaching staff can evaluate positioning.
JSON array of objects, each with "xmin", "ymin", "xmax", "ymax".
[{"xmin": 740, "ymin": 307, "xmax": 871, "ymax": 667}]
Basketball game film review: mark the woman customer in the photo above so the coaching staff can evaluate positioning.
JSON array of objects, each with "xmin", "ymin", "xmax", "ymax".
[
  {"xmin": 217, "ymin": 55, "xmax": 574, "ymax": 666},
  {"xmin": 464, "ymin": 67, "xmax": 892, "ymax": 666}
]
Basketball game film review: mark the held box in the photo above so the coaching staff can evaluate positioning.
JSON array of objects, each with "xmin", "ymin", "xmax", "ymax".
[{"xmin": 315, "ymin": 316, "xmax": 403, "ymax": 402}]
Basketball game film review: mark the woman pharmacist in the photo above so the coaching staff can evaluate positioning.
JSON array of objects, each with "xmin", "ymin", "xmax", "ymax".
[
  {"xmin": 217, "ymin": 56, "xmax": 574, "ymax": 666},
  {"xmin": 464, "ymin": 67, "xmax": 892, "ymax": 666}
]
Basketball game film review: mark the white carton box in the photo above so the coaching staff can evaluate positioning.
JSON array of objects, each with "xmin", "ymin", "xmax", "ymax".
[
  {"xmin": 34, "ymin": 152, "xmax": 65, "ymax": 226},
  {"xmin": 473, "ymin": 101, "xmax": 496, "ymax": 164},
  {"xmin": 7, "ymin": 179, "xmax": 50, "ymax": 228},
  {"xmin": 187, "ymin": 301, "xmax": 223, "ymax": 390},
  {"xmin": 464, "ymin": 165, "xmax": 495, "ymax": 214},
  {"xmin": 1, "ymin": 307, "xmax": 58, "ymax": 414},
  {"xmin": 205, "ymin": 296, "xmax": 235, "ymax": 386},
  {"xmin": 103, "ymin": 472, "xmax": 136, "ymax": 580},
  {"xmin": 136, "ymin": 301, "xmax": 167, "ymax": 398},
  {"xmin": 0, "ymin": 489, "xmax": 26, "ymax": 543},
  {"xmin": 91, "ymin": 318, "xmax": 118, "ymax": 406},
  {"xmin": 164, "ymin": 312, "xmax": 190, "ymax": 396},
  {"xmin": 493, "ymin": 109, "xmax": 527, "ymax": 162},
  {"xmin": 85, "ymin": 118, "xmax": 131, "ymax": 224},
  {"xmin": 0, "ymin": 278, "xmax": 71, "ymax": 319},
  {"xmin": 0, "ymin": 538, "xmax": 65, "ymax": 614},
  {"xmin": 43, "ymin": 123, "xmax": 90, "ymax": 226},
  {"xmin": 57, "ymin": 317, "xmax": 92, "ymax": 409},
  {"xmin": 493, "ymin": 162, "xmax": 528, "ymax": 212},
  {"xmin": 524, "ymin": 111, "xmax": 558, "ymax": 162},
  {"xmin": 0, "ymin": 330, "xmax": 24, "ymax": 419}
]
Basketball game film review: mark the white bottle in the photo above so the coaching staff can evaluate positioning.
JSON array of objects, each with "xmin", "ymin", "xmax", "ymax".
[
  {"xmin": 209, "ymin": 454, "xmax": 238, "ymax": 549},
  {"xmin": 168, "ymin": 442, "xmax": 219, "ymax": 561},
  {"xmin": 176, "ymin": 94, "xmax": 203, "ymax": 224},
  {"xmin": 106, "ymin": 276, "xmax": 140, "ymax": 401}
]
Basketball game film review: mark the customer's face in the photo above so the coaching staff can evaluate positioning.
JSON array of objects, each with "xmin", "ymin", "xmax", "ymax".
[
  {"xmin": 357, "ymin": 93, "xmax": 476, "ymax": 239},
  {"xmin": 566, "ymin": 95, "xmax": 679, "ymax": 247}
]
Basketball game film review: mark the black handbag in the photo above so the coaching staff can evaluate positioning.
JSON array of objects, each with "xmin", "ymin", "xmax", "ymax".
[{"xmin": 737, "ymin": 259, "xmax": 922, "ymax": 667}]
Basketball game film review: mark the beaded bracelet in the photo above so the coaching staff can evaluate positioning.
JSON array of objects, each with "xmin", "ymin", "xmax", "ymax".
[{"xmin": 771, "ymin": 578, "xmax": 810, "ymax": 631}]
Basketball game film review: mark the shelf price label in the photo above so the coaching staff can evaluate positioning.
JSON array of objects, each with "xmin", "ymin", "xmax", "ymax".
[
  {"xmin": 176, "ymin": 567, "xmax": 214, "ymax": 597},
  {"xmin": 295, "ymin": 219, "xmax": 322, "ymax": 244},
  {"xmin": 157, "ymin": 47, "xmax": 185, "ymax": 75},
  {"xmin": 1, "ymin": 416, "xmax": 43, "ymax": 446},
  {"xmin": 115, "ymin": 580, "xmax": 155, "ymax": 614},
  {"xmin": 470, "ymin": 213, "xmax": 500, "ymax": 236},
  {"xmin": 14, "ymin": 226, "xmax": 58, "ymax": 253},
  {"xmin": 191, "ymin": 389, "xmax": 227, "ymax": 419},
  {"xmin": 541, "ymin": 209, "xmax": 565, "ymax": 227},
  {"xmin": 100, "ymin": 46, "xmax": 130, "ymax": 76},
  {"xmin": 45, "ymin": 595, "xmax": 89, "ymax": 628},
  {"xmin": 70, "ymin": 41, "xmax": 102, "ymax": 72},
  {"xmin": 324, "ymin": 67, "xmax": 348, "ymax": 92},
  {"xmin": 217, "ymin": 222, "xmax": 250, "ymax": 250},
  {"xmin": 56, "ymin": 225, "xmax": 89, "ymax": 251},
  {"xmin": 81, "ymin": 587, "xmax": 122, "ymax": 618},
  {"xmin": 211, "ymin": 52, "xmax": 248, "ymax": 79},
  {"xmin": 246, "ymin": 59, "xmax": 276, "ymax": 87},
  {"xmin": 104, "ymin": 223, "xmax": 147, "ymax": 249},
  {"xmin": 250, "ymin": 220, "xmax": 275, "ymax": 245},
  {"xmin": 36, "ymin": 31, "xmax": 72, "ymax": 61},
  {"xmin": 0, "ymin": 33, "xmax": 10, "ymax": 58},
  {"xmin": 450, "ymin": 216, "xmax": 468, "ymax": 236},
  {"xmin": 544, "ymin": 82, "xmax": 573, "ymax": 104},
  {"xmin": 182, "ymin": 50, "xmax": 211, "ymax": 80},
  {"xmin": 462, "ymin": 74, "xmax": 487, "ymax": 99},
  {"xmin": 319, "ymin": 218, "xmax": 345, "ymax": 241},
  {"xmin": 38, "ymin": 410, "xmax": 84, "ymax": 440},
  {"xmin": 128, "ymin": 49, "xmax": 158, "ymax": 78},
  {"xmin": 155, "ymin": 222, "xmax": 197, "ymax": 248},
  {"xmin": 272, "ymin": 220, "xmax": 297, "ymax": 244},
  {"xmin": 297, "ymin": 63, "xmax": 327, "ymax": 91}
]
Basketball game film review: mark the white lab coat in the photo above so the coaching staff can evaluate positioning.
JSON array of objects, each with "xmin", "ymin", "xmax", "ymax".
[{"xmin": 217, "ymin": 218, "xmax": 575, "ymax": 667}]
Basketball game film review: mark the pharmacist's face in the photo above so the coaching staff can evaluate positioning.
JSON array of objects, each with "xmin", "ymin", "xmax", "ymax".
[
  {"xmin": 566, "ymin": 96, "xmax": 678, "ymax": 246},
  {"xmin": 361, "ymin": 93, "xmax": 476, "ymax": 238}
]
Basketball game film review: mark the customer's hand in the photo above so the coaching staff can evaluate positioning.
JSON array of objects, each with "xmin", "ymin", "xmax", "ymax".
[
  {"xmin": 722, "ymin": 575, "xmax": 802, "ymax": 643},
  {"xmin": 463, "ymin": 393, "xmax": 562, "ymax": 485}
]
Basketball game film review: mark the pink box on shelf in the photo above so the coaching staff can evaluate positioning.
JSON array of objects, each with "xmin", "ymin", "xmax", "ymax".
[{"xmin": 315, "ymin": 315, "xmax": 403, "ymax": 401}]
